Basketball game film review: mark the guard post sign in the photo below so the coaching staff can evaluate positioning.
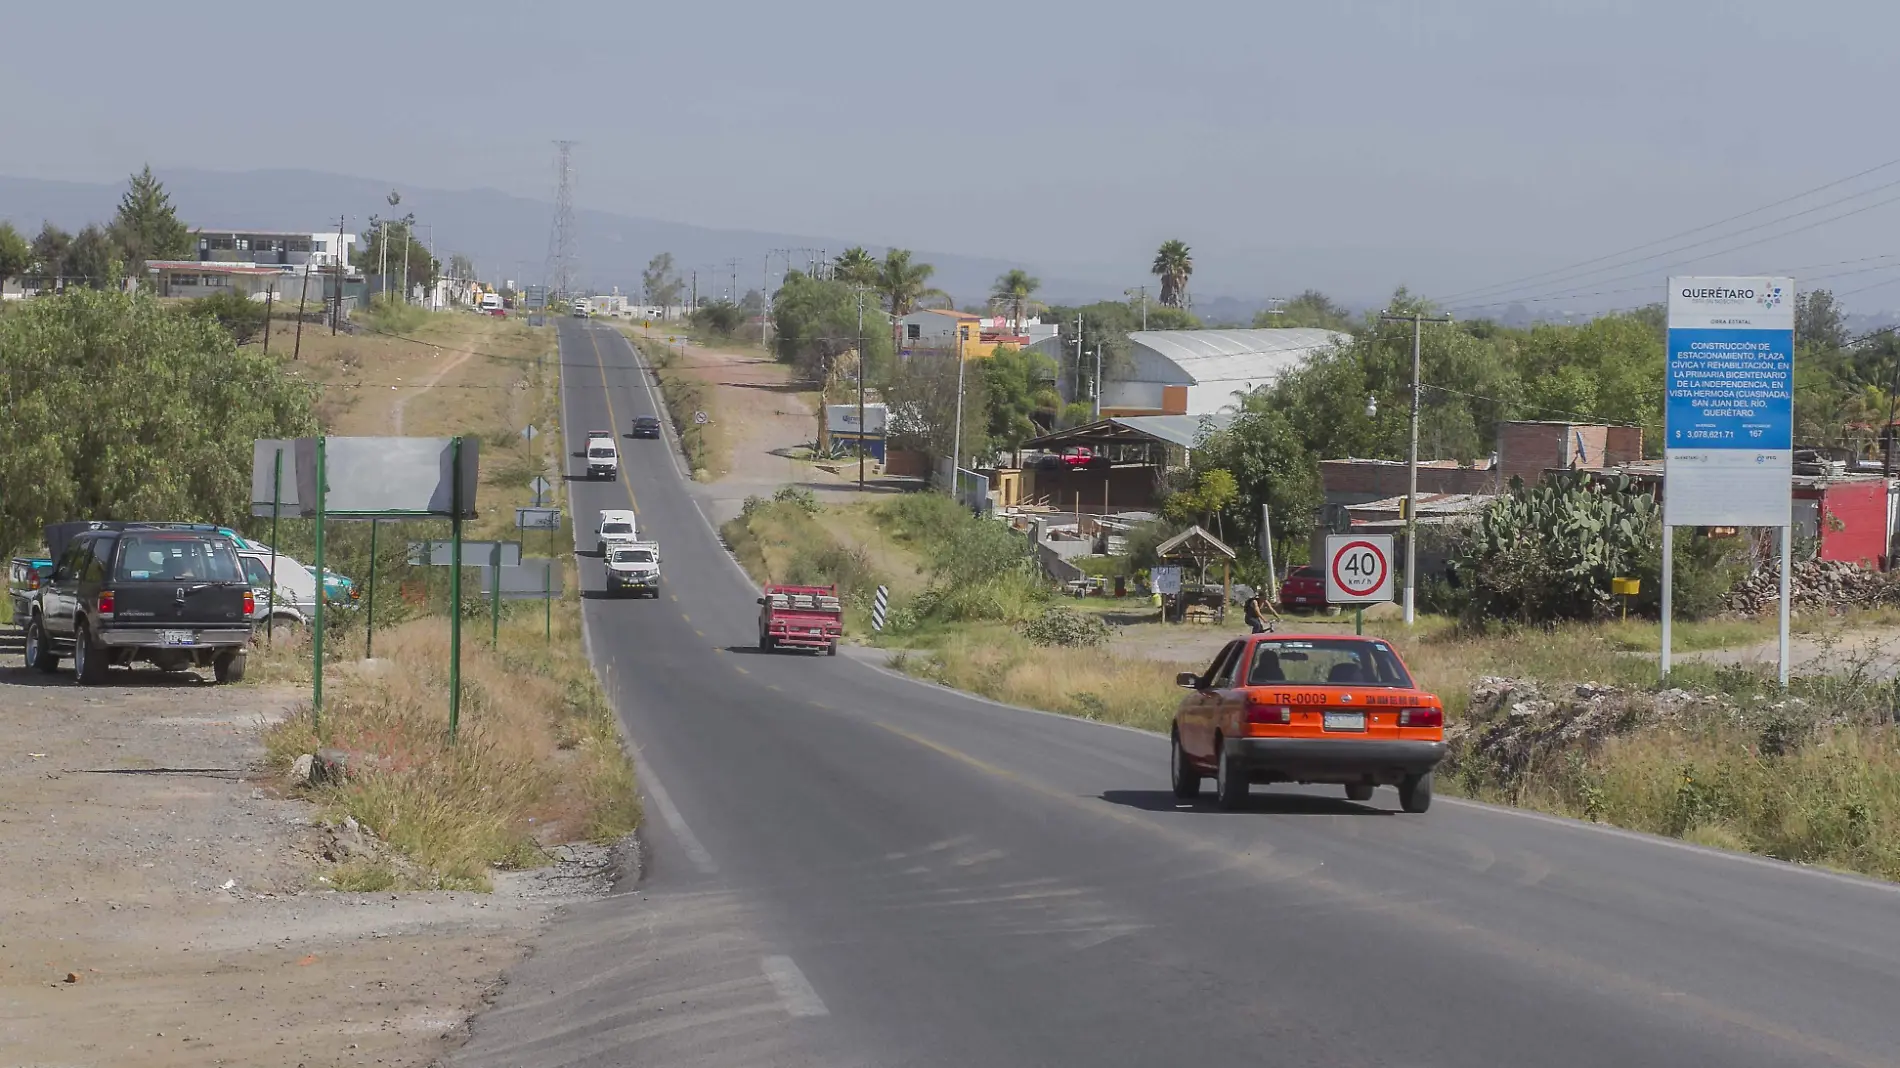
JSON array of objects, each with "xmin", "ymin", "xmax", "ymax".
[
  {"xmin": 1325, "ymin": 534, "xmax": 1394, "ymax": 605},
  {"xmin": 1665, "ymin": 277, "xmax": 1794, "ymax": 526}
]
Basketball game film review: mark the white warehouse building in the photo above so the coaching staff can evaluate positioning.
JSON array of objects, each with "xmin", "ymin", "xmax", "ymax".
[{"xmin": 1099, "ymin": 328, "xmax": 1351, "ymax": 419}]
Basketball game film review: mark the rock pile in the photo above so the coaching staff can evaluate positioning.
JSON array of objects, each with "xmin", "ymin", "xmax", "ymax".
[{"xmin": 1726, "ymin": 558, "xmax": 1900, "ymax": 616}]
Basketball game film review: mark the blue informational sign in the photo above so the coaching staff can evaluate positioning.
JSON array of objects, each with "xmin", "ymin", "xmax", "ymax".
[
  {"xmin": 1664, "ymin": 327, "xmax": 1794, "ymax": 450},
  {"xmin": 1663, "ymin": 277, "xmax": 1795, "ymax": 527}
]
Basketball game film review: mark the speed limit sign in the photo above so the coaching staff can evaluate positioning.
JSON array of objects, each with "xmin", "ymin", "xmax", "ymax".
[{"xmin": 1325, "ymin": 534, "xmax": 1394, "ymax": 605}]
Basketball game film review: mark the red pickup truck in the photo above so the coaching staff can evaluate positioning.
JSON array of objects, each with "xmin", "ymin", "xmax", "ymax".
[{"xmin": 758, "ymin": 584, "xmax": 843, "ymax": 655}]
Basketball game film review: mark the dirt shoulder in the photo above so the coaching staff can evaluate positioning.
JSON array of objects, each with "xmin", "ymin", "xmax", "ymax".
[
  {"xmin": 627, "ymin": 327, "xmax": 917, "ymax": 525},
  {"xmin": 0, "ymin": 646, "xmax": 619, "ymax": 1068}
]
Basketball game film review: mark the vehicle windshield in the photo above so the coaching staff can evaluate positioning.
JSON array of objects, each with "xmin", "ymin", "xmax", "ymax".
[
  {"xmin": 588, "ymin": 447, "xmax": 615, "ymax": 458},
  {"xmin": 613, "ymin": 549, "xmax": 654, "ymax": 564},
  {"xmin": 114, "ymin": 535, "xmax": 243, "ymax": 583},
  {"xmin": 601, "ymin": 523, "xmax": 634, "ymax": 535},
  {"xmin": 1246, "ymin": 639, "xmax": 1414, "ymax": 689}
]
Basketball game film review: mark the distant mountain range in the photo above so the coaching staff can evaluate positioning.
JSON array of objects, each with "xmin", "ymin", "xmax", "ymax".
[{"xmin": 0, "ymin": 169, "xmax": 1132, "ymax": 307}]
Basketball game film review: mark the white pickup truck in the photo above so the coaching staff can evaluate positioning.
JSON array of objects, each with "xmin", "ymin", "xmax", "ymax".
[
  {"xmin": 594, "ymin": 509, "xmax": 639, "ymax": 558},
  {"xmin": 604, "ymin": 541, "xmax": 661, "ymax": 597}
]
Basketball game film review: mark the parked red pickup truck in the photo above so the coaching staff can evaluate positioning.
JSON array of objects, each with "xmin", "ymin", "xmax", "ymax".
[{"xmin": 758, "ymin": 584, "xmax": 843, "ymax": 655}]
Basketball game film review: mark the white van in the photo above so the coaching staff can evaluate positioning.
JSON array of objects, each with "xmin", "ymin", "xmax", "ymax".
[{"xmin": 585, "ymin": 432, "xmax": 619, "ymax": 480}]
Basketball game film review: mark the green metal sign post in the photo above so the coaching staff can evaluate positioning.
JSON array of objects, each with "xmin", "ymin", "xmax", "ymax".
[
  {"xmin": 312, "ymin": 436, "xmax": 327, "ymax": 731},
  {"xmin": 490, "ymin": 542, "xmax": 501, "ymax": 647},
  {"xmin": 449, "ymin": 436, "xmax": 464, "ymax": 744},
  {"xmin": 364, "ymin": 519, "xmax": 379, "ymax": 659}
]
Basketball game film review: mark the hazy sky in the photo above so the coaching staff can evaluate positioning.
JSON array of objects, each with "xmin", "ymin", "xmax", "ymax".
[{"xmin": 8, "ymin": 0, "xmax": 1900, "ymax": 309}]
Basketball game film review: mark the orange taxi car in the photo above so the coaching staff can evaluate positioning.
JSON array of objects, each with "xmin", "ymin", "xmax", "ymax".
[{"xmin": 1170, "ymin": 634, "xmax": 1446, "ymax": 813}]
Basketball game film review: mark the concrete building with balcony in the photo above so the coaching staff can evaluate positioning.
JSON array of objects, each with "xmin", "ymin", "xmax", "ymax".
[{"xmin": 899, "ymin": 308, "xmax": 984, "ymax": 359}]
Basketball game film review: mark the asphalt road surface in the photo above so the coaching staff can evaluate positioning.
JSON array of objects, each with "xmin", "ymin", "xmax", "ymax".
[{"xmin": 452, "ymin": 319, "xmax": 1900, "ymax": 1068}]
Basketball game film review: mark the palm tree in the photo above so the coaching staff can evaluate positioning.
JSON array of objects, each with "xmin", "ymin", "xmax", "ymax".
[
  {"xmin": 877, "ymin": 249, "xmax": 948, "ymax": 317},
  {"xmin": 990, "ymin": 268, "xmax": 1042, "ymax": 332},
  {"xmin": 834, "ymin": 246, "xmax": 879, "ymax": 288},
  {"xmin": 1151, "ymin": 239, "xmax": 1193, "ymax": 308}
]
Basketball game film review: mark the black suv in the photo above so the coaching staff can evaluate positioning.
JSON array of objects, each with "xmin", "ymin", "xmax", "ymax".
[
  {"xmin": 631, "ymin": 415, "xmax": 662, "ymax": 439},
  {"xmin": 24, "ymin": 523, "xmax": 255, "ymax": 684}
]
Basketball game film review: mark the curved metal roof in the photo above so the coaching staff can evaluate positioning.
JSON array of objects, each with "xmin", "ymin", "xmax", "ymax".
[{"xmin": 1126, "ymin": 328, "xmax": 1350, "ymax": 385}]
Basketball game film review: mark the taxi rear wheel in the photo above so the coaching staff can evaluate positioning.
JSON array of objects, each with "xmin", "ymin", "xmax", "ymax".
[
  {"xmin": 1213, "ymin": 736, "xmax": 1248, "ymax": 811},
  {"xmin": 1399, "ymin": 771, "xmax": 1434, "ymax": 813},
  {"xmin": 1170, "ymin": 729, "xmax": 1202, "ymax": 800},
  {"xmin": 1344, "ymin": 783, "xmax": 1375, "ymax": 802}
]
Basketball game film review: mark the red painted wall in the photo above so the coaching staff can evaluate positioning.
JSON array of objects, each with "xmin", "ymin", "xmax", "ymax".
[{"xmin": 1819, "ymin": 480, "xmax": 1889, "ymax": 568}]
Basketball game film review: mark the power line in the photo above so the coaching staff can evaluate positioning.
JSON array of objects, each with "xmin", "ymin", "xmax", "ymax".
[
  {"xmin": 1453, "ymin": 179, "xmax": 1900, "ymax": 310},
  {"xmin": 1433, "ymin": 153, "xmax": 1900, "ymax": 306}
]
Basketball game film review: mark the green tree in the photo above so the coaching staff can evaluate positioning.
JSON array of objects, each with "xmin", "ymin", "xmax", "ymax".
[
  {"xmin": 447, "ymin": 252, "xmax": 476, "ymax": 281},
  {"xmin": 1796, "ymin": 288, "xmax": 1848, "ymax": 352},
  {"xmin": 1254, "ymin": 289, "xmax": 1354, "ymax": 331},
  {"xmin": 182, "ymin": 290, "xmax": 268, "ymax": 346},
  {"xmin": 1197, "ymin": 397, "xmax": 1323, "ymax": 555},
  {"xmin": 884, "ymin": 350, "xmax": 988, "ymax": 466},
  {"xmin": 30, "ymin": 223, "xmax": 71, "ymax": 283},
  {"xmin": 877, "ymin": 248, "xmax": 948, "ymax": 317},
  {"xmin": 1163, "ymin": 468, "xmax": 1240, "ymax": 535},
  {"xmin": 982, "ymin": 345, "xmax": 1060, "ymax": 462},
  {"xmin": 990, "ymin": 268, "xmax": 1042, "ymax": 330},
  {"xmin": 0, "ymin": 222, "xmax": 29, "ymax": 296},
  {"xmin": 0, "ymin": 288, "xmax": 316, "ymax": 560},
  {"xmin": 690, "ymin": 300, "xmax": 745, "ymax": 338},
  {"xmin": 351, "ymin": 214, "xmax": 438, "ymax": 299},
  {"xmin": 771, "ymin": 269, "xmax": 893, "ymax": 387},
  {"xmin": 111, "ymin": 164, "xmax": 194, "ymax": 278},
  {"xmin": 1150, "ymin": 239, "xmax": 1193, "ymax": 308},
  {"xmin": 62, "ymin": 226, "xmax": 118, "ymax": 290},
  {"xmin": 834, "ymin": 246, "xmax": 879, "ymax": 288},
  {"xmin": 642, "ymin": 252, "xmax": 683, "ymax": 309}
]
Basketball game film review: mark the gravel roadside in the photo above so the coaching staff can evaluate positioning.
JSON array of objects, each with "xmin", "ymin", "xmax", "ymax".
[{"xmin": 0, "ymin": 626, "xmax": 627, "ymax": 1068}]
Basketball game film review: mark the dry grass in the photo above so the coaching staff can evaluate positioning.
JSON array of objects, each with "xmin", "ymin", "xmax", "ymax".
[
  {"xmin": 889, "ymin": 625, "xmax": 1191, "ymax": 732},
  {"xmin": 253, "ymin": 309, "xmax": 637, "ymax": 890},
  {"xmin": 626, "ymin": 333, "xmax": 727, "ymax": 479},
  {"xmin": 264, "ymin": 599, "xmax": 638, "ymax": 890}
]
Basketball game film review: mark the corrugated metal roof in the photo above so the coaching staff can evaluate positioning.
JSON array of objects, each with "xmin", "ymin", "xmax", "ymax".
[
  {"xmin": 145, "ymin": 260, "xmax": 284, "ymax": 275},
  {"xmin": 1109, "ymin": 413, "xmax": 1234, "ymax": 448},
  {"xmin": 1127, "ymin": 328, "xmax": 1350, "ymax": 385}
]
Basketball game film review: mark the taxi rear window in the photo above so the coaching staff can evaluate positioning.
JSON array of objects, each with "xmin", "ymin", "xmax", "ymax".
[{"xmin": 1247, "ymin": 639, "xmax": 1413, "ymax": 689}]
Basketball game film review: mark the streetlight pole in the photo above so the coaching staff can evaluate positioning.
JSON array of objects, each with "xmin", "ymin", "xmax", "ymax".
[
  {"xmin": 951, "ymin": 345, "xmax": 967, "ymax": 502},
  {"xmin": 857, "ymin": 289, "xmax": 867, "ymax": 492},
  {"xmin": 1378, "ymin": 310, "xmax": 1452, "ymax": 625}
]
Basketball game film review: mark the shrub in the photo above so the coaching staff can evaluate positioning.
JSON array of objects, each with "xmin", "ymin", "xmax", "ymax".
[{"xmin": 1019, "ymin": 607, "xmax": 1111, "ymax": 648}]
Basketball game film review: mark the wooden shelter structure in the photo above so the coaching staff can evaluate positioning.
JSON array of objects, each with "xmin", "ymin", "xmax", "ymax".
[{"xmin": 1154, "ymin": 525, "xmax": 1238, "ymax": 623}]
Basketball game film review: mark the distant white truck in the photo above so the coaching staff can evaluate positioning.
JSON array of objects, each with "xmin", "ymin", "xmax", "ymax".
[
  {"xmin": 604, "ymin": 541, "xmax": 661, "ymax": 597},
  {"xmin": 572, "ymin": 298, "xmax": 590, "ymax": 318}
]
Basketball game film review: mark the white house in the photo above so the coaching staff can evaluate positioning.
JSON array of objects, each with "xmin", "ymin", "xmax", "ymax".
[
  {"xmin": 898, "ymin": 307, "xmax": 983, "ymax": 358},
  {"xmin": 1100, "ymin": 328, "xmax": 1351, "ymax": 419},
  {"xmin": 145, "ymin": 260, "xmax": 291, "ymax": 300}
]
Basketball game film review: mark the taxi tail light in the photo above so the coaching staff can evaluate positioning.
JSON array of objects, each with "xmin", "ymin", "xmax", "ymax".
[
  {"xmin": 1245, "ymin": 697, "xmax": 1291, "ymax": 726},
  {"xmin": 97, "ymin": 590, "xmax": 115, "ymax": 618},
  {"xmin": 243, "ymin": 589, "xmax": 256, "ymax": 616},
  {"xmin": 1400, "ymin": 707, "xmax": 1443, "ymax": 728}
]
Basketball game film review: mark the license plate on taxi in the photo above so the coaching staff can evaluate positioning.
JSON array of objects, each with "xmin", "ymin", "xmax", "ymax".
[
  {"xmin": 1322, "ymin": 710, "xmax": 1365, "ymax": 732},
  {"xmin": 160, "ymin": 629, "xmax": 194, "ymax": 647}
]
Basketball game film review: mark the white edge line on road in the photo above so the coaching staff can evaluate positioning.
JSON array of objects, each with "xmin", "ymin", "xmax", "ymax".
[
  {"xmin": 761, "ymin": 955, "xmax": 830, "ymax": 1018},
  {"xmin": 613, "ymin": 327, "xmax": 1900, "ymax": 902},
  {"xmin": 564, "ymin": 324, "xmax": 719, "ymax": 877}
]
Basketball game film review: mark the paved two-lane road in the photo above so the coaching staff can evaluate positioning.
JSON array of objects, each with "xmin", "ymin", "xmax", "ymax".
[{"xmin": 452, "ymin": 318, "xmax": 1900, "ymax": 1068}]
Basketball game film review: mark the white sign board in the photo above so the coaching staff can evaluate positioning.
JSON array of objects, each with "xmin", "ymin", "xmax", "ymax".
[
  {"xmin": 826, "ymin": 403, "xmax": 889, "ymax": 436},
  {"xmin": 515, "ymin": 507, "xmax": 561, "ymax": 531},
  {"xmin": 288, "ymin": 437, "xmax": 480, "ymax": 519},
  {"xmin": 1150, "ymin": 566, "xmax": 1182, "ymax": 596},
  {"xmin": 1324, "ymin": 534, "xmax": 1394, "ymax": 605},
  {"xmin": 1665, "ymin": 277, "xmax": 1794, "ymax": 527}
]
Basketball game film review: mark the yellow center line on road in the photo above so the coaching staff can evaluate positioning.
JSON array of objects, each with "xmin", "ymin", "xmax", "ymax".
[
  {"xmin": 867, "ymin": 719, "xmax": 1887, "ymax": 1068},
  {"xmin": 585, "ymin": 328, "xmax": 638, "ymax": 515},
  {"xmin": 696, "ymin": 629, "xmax": 707, "ymax": 638},
  {"xmin": 734, "ymin": 665, "xmax": 749, "ymax": 675}
]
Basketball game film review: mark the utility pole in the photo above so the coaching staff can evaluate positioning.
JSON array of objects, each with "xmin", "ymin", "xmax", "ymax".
[
  {"xmin": 858, "ymin": 285, "xmax": 866, "ymax": 490},
  {"xmin": 262, "ymin": 285, "xmax": 274, "ymax": 355},
  {"xmin": 951, "ymin": 342, "xmax": 968, "ymax": 503},
  {"xmin": 1377, "ymin": 310, "xmax": 1454, "ymax": 626},
  {"xmin": 763, "ymin": 253, "xmax": 771, "ymax": 349},
  {"xmin": 331, "ymin": 214, "xmax": 346, "ymax": 335},
  {"xmin": 292, "ymin": 265, "xmax": 310, "ymax": 361},
  {"xmin": 691, "ymin": 269, "xmax": 697, "ymax": 310},
  {"xmin": 1073, "ymin": 313, "xmax": 1084, "ymax": 407},
  {"xmin": 1093, "ymin": 343, "xmax": 1103, "ymax": 420}
]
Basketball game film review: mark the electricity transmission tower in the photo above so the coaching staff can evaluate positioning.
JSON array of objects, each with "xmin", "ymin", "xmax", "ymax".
[{"xmin": 545, "ymin": 141, "xmax": 579, "ymax": 298}]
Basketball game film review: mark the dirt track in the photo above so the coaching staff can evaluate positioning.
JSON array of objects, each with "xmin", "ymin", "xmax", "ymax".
[{"xmin": 0, "ymin": 629, "xmax": 614, "ymax": 1068}]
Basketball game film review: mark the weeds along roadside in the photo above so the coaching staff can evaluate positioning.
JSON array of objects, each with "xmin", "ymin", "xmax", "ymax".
[
  {"xmin": 626, "ymin": 331, "xmax": 725, "ymax": 480},
  {"xmin": 249, "ymin": 312, "xmax": 639, "ymax": 891},
  {"xmin": 725, "ymin": 491, "xmax": 1900, "ymax": 881}
]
